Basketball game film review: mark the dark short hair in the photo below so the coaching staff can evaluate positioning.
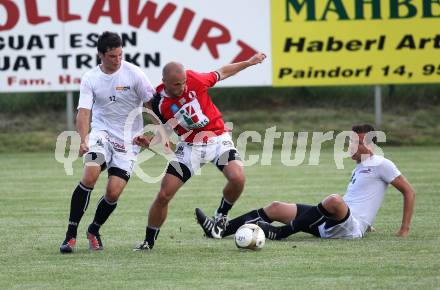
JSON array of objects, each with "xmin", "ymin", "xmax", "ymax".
[
  {"xmin": 97, "ymin": 31, "xmax": 122, "ymax": 54},
  {"xmin": 352, "ymin": 124, "xmax": 377, "ymax": 144}
]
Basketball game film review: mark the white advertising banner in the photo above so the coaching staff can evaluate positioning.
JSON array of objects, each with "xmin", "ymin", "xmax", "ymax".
[{"xmin": 0, "ymin": 0, "xmax": 272, "ymax": 92}]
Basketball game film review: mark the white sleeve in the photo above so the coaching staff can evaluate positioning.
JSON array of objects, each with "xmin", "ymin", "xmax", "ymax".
[
  {"xmin": 135, "ymin": 69, "xmax": 155, "ymax": 103},
  {"xmin": 378, "ymin": 158, "xmax": 401, "ymax": 184},
  {"xmin": 78, "ymin": 76, "xmax": 93, "ymax": 109}
]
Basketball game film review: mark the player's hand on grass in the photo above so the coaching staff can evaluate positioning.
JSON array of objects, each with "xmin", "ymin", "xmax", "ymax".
[
  {"xmin": 366, "ymin": 226, "xmax": 376, "ymax": 232},
  {"xmin": 79, "ymin": 142, "xmax": 89, "ymax": 157},
  {"xmin": 396, "ymin": 227, "xmax": 410, "ymax": 237},
  {"xmin": 133, "ymin": 135, "xmax": 152, "ymax": 147},
  {"xmin": 248, "ymin": 52, "xmax": 266, "ymax": 65}
]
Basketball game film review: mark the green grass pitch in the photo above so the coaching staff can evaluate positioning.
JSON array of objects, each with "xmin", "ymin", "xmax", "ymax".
[{"xmin": 0, "ymin": 147, "xmax": 439, "ymax": 289}]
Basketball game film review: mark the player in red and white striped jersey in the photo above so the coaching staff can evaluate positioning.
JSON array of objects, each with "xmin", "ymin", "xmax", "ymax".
[{"xmin": 134, "ymin": 52, "xmax": 267, "ymax": 250}]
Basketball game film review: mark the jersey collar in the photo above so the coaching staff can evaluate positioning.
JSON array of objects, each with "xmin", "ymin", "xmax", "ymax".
[{"xmin": 98, "ymin": 61, "xmax": 124, "ymax": 78}]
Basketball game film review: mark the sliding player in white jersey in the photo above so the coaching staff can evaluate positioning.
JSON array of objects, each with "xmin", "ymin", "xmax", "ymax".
[
  {"xmin": 60, "ymin": 31, "xmax": 155, "ymax": 253},
  {"xmin": 196, "ymin": 124, "xmax": 415, "ymax": 240}
]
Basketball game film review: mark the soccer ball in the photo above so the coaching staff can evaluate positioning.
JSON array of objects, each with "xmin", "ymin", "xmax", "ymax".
[{"xmin": 234, "ymin": 223, "xmax": 265, "ymax": 250}]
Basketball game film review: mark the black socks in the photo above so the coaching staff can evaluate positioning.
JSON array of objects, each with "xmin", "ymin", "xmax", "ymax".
[
  {"xmin": 144, "ymin": 226, "xmax": 160, "ymax": 249},
  {"xmin": 276, "ymin": 203, "xmax": 332, "ymax": 239},
  {"xmin": 224, "ymin": 208, "xmax": 273, "ymax": 237},
  {"xmin": 66, "ymin": 181, "xmax": 118, "ymax": 238},
  {"xmin": 290, "ymin": 203, "xmax": 331, "ymax": 233},
  {"xmin": 88, "ymin": 196, "xmax": 117, "ymax": 235},
  {"xmin": 66, "ymin": 182, "xmax": 93, "ymax": 238},
  {"xmin": 216, "ymin": 197, "xmax": 233, "ymax": 216}
]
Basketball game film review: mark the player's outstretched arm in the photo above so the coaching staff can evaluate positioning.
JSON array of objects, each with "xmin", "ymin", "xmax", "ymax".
[
  {"xmin": 76, "ymin": 108, "xmax": 91, "ymax": 156},
  {"xmin": 391, "ymin": 175, "xmax": 415, "ymax": 237},
  {"xmin": 216, "ymin": 52, "xmax": 266, "ymax": 81}
]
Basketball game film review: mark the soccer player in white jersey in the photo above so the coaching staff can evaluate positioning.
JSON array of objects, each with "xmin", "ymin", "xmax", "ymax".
[
  {"xmin": 60, "ymin": 31, "xmax": 155, "ymax": 253},
  {"xmin": 196, "ymin": 124, "xmax": 415, "ymax": 240}
]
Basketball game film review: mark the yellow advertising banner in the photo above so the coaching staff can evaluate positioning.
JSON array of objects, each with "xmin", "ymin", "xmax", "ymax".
[{"xmin": 272, "ymin": 0, "xmax": 440, "ymax": 86}]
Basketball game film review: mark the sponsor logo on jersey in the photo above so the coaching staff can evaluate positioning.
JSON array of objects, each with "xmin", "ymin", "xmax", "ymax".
[
  {"xmin": 188, "ymin": 91, "xmax": 197, "ymax": 99},
  {"xmin": 359, "ymin": 168, "xmax": 372, "ymax": 174},
  {"xmin": 115, "ymin": 86, "xmax": 131, "ymax": 91},
  {"xmin": 105, "ymin": 135, "xmax": 127, "ymax": 153},
  {"xmin": 175, "ymin": 100, "xmax": 210, "ymax": 130},
  {"xmin": 171, "ymin": 104, "xmax": 179, "ymax": 114}
]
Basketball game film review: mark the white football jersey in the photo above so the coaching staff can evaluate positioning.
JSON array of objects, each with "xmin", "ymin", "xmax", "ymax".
[
  {"xmin": 78, "ymin": 61, "xmax": 154, "ymax": 142},
  {"xmin": 343, "ymin": 155, "xmax": 401, "ymax": 231}
]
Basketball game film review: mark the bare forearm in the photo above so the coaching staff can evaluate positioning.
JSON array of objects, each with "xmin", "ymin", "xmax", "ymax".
[
  {"xmin": 401, "ymin": 190, "xmax": 415, "ymax": 230},
  {"xmin": 217, "ymin": 61, "xmax": 253, "ymax": 80},
  {"xmin": 217, "ymin": 52, "xmax": 266, "ymax": 81},
  {"xmin": 391, "ymin": 175, "xmax": 415, "ymax": 237},
  {"xmin": 144, "ymin": 101, "xmax": 161, "ymax": 126},
  {"xmin": 140, "ymin": 101, "xmax": 172, "ymax": 150},
  {"xmin": 76, "ymin": 110, "xmax": 90, "ymax": 142}
]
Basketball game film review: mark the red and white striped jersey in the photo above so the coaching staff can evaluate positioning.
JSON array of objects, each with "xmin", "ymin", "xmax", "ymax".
[{"xmin": 153, "ymin": 70, "xmax": 226, "ymax": 143}]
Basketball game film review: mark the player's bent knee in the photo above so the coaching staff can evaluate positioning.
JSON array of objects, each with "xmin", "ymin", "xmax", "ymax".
[
  {"xmin": 81, "ymin": 176, "xmax": 98, "ymax": 188},
  {"xmin": 156, "ymin": 189, "xmax": 174, "ymax": 205},
  {"xmin": 263, "ymin": 201, "xmax": 283, "ymax": 216},
  {"xmin": 324, "ymin": 194, "xmax": 343, "ymax": 205},
  {"xmin": 105, "ymin": 188, "xmax": 121, "ymax": 202},
  {"xmin": 81, "ymin": 167, "xmax": 101, "ymax": 188},
  {"xmin": 228, "ymin": 173, "xmax": 245, "ymax": 186},
  {"xmin": 322, "ymin": 194, "xmax": 347, "ymax": 216},
  {"xmin": 267, "ymin": 200, "xmax": 282, "ymax": 210},
  {"xmin": 105, "ymin": 193, "xmax": 119, "ymax": 203}
]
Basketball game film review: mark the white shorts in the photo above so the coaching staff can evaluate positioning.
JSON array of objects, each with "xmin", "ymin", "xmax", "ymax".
[
  {"xmin": 170, "ymin": 133, "xmax": 241, "ymax": 176},
  {"xmin": 84, "ymin": 130, "xmax": 139, "ymax": 175},
  {"xmin": 318, "ymin": 213, "xmax": 365, "ymax": 239}
]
